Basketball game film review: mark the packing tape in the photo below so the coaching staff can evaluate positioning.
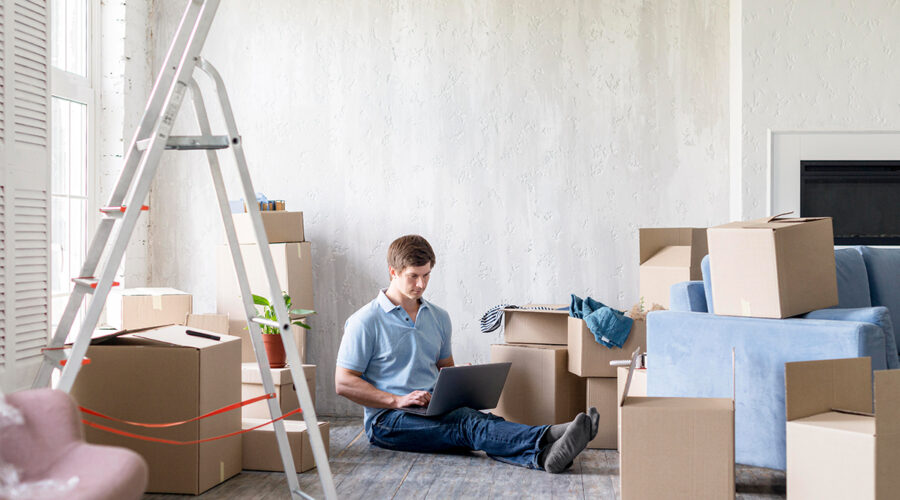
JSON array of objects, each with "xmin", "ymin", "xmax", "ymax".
[
  {"xmin": 152, "ymin": 295, "xmax": 162, "ymax": 310},
  {"xmin": 741, "ymin": 299, "xmax": 751, "ymax": 316},
  {"xmin": 80, "ymin": 392, "xmax": 276, "ymax": 428},
  {"xmin": 298, "ymin": 243, "xmax": 303, "ymax": 259},
  {"xmin": 220, "ymin": 462, "xmax": 224, "ymax": 483},
  {"xmin": 82, "ymin": 407, "xmax": 303, "ymax": 446}
]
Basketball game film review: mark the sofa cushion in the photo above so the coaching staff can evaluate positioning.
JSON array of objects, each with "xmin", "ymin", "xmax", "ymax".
[
  {"xmin": 701, "ymin": 255, "xmax": 714, "ymax": 314},
  {"xmin": 833, "ymin": 248, "xmax": 872, "ymax": 309},
  {"xmin": 803, "ymin": 307, "xmax": 898, "ymax": 369},
  {"xmin": 857, "ymin": 246, "xmax": 900, "ymax": 352},
  {"xmin": 669, "ymin": 281, "xmax": 708, "ymax": 312}
]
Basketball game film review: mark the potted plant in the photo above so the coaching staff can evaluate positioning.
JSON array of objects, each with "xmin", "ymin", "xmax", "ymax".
[{"xmin": 252, "ymin": 292, "xmax": 314, "ymax": 368}]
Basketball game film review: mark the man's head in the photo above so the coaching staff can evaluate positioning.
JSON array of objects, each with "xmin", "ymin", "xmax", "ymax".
[{"xmin": 387, "ymin": 235, "xmax": 436, "ymax": 301}]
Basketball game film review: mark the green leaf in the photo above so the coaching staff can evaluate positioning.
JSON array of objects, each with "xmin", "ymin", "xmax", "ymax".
[
  {"xmin": 252, "ymin": 294, "xmax": 270, "ymax": 306},
  {"xmin": 292, "ymin": 320, "xmax": 311, "ymax": 330},
  {"xmin": 289, "ymin": 308, "xmax": 316, "ymax": 316}
]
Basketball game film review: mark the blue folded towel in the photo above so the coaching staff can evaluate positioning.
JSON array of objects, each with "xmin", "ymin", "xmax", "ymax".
[{"xmin": 569, "ymin": 294, "xmax": 633, "ymax": 348}]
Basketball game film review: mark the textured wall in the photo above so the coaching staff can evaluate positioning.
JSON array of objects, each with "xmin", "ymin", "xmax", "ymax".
[
  {"xmin": 99, "ymin": 0, "xmax": 152, "ymax": 287},
  {"xmin": 739, "ymin": 0, "xmax": 900, "ymax": 217},
  {"xmin": 147, "ymin": 0, "xmax": 729, "ymax": 415}
]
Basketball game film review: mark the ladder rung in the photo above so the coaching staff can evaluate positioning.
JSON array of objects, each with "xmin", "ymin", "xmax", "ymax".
[
  {"xmin": 251, "ymin": 317, "xmax": 283, "ymax": 329},
  {"xmin": 100, "ymin": 205, "xmax": 149, "ymax": 218},
  {"xmin": 136, "ymin": 135, "xmax": 232, "ymax": 151},
  {"xmin": 72, "ymin": 277, "xmax": 121, "ymax": 293}
]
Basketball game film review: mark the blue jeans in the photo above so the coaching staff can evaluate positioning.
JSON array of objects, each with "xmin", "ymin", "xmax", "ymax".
[{"xmin": 368, "ymin": 407, "xmax": 549, "ymax": 469}]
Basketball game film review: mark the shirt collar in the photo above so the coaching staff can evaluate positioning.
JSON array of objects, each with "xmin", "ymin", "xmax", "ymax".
[{"xmin": 376, "ymin": 289, "xmax": 430, "ymax": 313}]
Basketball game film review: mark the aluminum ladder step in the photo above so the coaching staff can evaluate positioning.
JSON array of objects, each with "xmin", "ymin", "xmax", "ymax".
[{"xmin": 136, "ymin": 135, "xmax": 232, "ymax": 151}]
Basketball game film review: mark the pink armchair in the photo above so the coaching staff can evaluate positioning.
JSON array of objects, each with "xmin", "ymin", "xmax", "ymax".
[{"xmin": 0, "ymin": 388, "xmax": 148, "ymax": 499}]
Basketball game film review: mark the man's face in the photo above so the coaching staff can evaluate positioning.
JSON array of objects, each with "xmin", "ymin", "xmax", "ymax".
[{"xmin": 390, "ymin": 263, "xmax": 432, "ymax": 301}]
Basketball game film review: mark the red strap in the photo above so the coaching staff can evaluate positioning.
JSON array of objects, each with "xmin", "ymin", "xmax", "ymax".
[
  {"xmin": 81, "ymin": 407, "xmax": 303, "ymax": 445},
  {"xmin": 79, "ymin": 392, "xmax": 276, "ymax": 428}
]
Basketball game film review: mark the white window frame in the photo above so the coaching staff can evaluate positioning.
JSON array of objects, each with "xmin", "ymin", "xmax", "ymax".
[{"xmin": 49, "ymin": 0, "xmax": 100, "ymax": 330}]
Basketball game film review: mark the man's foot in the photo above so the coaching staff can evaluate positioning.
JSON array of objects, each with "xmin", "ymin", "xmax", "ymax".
[
  {"xmin": 543, "ymin": 421, "xmax": 572, "ymax": 445},
  {"xmin": 540, "ymin": 413, "xmax": 591, "ymax": 473},
  {"xmin": 588, "ymin": 406, "xmax": 599, "ymax": 440}
]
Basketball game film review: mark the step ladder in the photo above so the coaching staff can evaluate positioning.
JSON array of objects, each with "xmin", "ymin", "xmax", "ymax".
[{"xmin": 32, "ymin": 1, "xmax": 336, "ymax": 498}]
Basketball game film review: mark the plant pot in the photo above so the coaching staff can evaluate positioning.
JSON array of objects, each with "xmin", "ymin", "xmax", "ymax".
[{"xmin": 262, "ymin": 334, "xmax": 286, "ymax": 368}]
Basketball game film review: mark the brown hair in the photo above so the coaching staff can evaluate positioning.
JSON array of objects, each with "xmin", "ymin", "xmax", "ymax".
[{"xmin": 387, "ymin": 234, "xmax": 436, "ymax": 272}]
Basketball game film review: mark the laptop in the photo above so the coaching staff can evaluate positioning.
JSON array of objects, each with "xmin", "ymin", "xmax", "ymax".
[{"xmin": 399, "ymin": 362, "xmax": 512, "ymax": 417}]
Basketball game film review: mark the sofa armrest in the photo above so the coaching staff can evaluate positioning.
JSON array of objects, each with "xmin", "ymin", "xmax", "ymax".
[
  {"xmin": 803, "ymin": 306, "xmax": 898, "ymax": 369},
  {"xmin": 647, "ymin": 310, "xmax": 887, "ymax": 469},
  {"xmin": 669, "ymin": 281, "xmax": 707, "ymax": 312}
]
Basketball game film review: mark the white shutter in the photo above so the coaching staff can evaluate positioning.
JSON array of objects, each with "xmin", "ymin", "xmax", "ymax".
[{"xmin": 0, "ymin": 0, "xmax": 49, "ymax": 392}]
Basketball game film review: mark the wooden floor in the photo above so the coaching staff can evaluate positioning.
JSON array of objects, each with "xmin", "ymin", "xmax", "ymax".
[{"xmin": 144, "ymin": 417, "xmax": 786, "ymax": 499}]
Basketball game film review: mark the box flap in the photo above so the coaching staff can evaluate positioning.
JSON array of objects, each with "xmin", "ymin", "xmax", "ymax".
[
  {"xmin": 64, "ymin": 325, "xmax": 170, "ymax": 346},
  {"xmin": 784, "ymin": 357, "xmax": 872, "ymax": 422},
  {"xmin": 875, "ymin": 368, "xmax": 900, "ymax": 499},
  {"xmin": 790, "ymin": 410, "xmax": 875, "ymax": 435},
  {"xmin": 641, "ymin": 245, "xmax": 692, "ymax": 268},
  {"xmin": 619, "ymin": 348, "xmax": 643, "ymax": 407},
  {"xmin": 118, "ymin": 287, "xmax": 190, "ymax": 296},
  {"xmin": 875, "ymin": 368, "xmax": 900, "ymax": 434},
  {"xmin": 129, "ymin": 325, "xmax": 240, "ymax": 350},
  {"xmin": 639, "ymin": 228, "xmax": 702, "ymax": 264}
]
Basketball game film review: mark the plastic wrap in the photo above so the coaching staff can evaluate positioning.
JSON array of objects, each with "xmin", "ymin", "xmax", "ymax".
[{"xmin": 0, "ymin": 392, "xmax": 79, "ymax": 499}]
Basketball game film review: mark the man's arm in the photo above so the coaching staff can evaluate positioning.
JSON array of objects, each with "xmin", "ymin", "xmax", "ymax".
[
  {"xmin": 437, "ymin": 356, "xmax": 454, "ymax": 369},
  {"xmin": 335, "ymin": 367, "xmax": 431, "ymax": 408}
]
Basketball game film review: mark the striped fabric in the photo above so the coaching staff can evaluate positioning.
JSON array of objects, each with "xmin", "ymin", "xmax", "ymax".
[{"xmin": 479, "ymin": 304, "xmax": 561, "ymax": 333}]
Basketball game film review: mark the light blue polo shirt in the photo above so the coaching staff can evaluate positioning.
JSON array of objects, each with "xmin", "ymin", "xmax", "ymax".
[{"xmin": 337, "ymin": 289, "xmax": 452, "ymax": 433}]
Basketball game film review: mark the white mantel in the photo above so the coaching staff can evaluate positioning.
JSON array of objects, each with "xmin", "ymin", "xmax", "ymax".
[{"xmin": 768, "ymin": 130, "xmax": 900, "ymax": 216}]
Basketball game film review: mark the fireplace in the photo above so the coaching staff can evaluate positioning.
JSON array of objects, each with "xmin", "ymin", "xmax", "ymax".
[{"xmin": 800, "ymin": 160, "xmax": 900, "ymax": 245}]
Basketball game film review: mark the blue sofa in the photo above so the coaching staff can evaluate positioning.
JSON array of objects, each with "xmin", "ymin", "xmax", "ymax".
[{"xmin": 647, "ymin": 246, "xmax": 900, "ymax": 470}]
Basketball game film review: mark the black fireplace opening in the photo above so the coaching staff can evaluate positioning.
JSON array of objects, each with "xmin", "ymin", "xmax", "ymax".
[{"xmin": 800, "ymin": 161, "xmax": 900, "ymax": 245}]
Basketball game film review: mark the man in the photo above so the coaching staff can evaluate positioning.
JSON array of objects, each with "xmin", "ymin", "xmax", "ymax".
[{"xmin": 336, "ymin": 234, "xmax": 598, "ymax": 472}]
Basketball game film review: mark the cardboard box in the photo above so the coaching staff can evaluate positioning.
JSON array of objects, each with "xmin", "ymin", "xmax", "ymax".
[
  {"xmin": 639, "ymin": 228, "xmax": 707, "ymax": 309},
  {"xmin": 217, "ymin": 241, "xmax": 313, "ymax": 320},
  {"xmin": 70, "ymin": 325, "xmax": 241, "ymax": 495},
  {"xmin": 586, "ymin": 378, "xmax": 618, "ymax": 449},
  {"xmin": 616, "ymin": 366, "xmax": 647, "ymax": 451},
  {"xmin": 242, "ymin": 419, "xmax": 329, "ymax": 473},
  {"xmin": 490, "ymin": 344, "xmax": 586, "ymax": 425},
  {"xmin": 241, "ymin": 363, "xmax": 316, "ymax": 420},
  {"xmin": 503, "ymin": 306, "xmax": 569, "ymax": 345},
  {"xmin": 619, "ymin": 351, "xmax": 734, "ymax": 500},
  {"xmin": 106, "ymin": 288, "xmax": 192, "ymax": 330},
  {"xmin": 232, "ymin": 211, "xmax": 304, "ymax": 244},
  {"xmin": 185, "ymin": 313, "xmax": 229, "ymax": 334},
  {"xmin": 707, "ymin": 215, "xmax": 837, "ymax": 318},
  {"xmin": 568, "ymin": 316, "xmax": 646, "ymax": 377},
  {"xmin": 216, "ymin": 241, "xmax": 313, "ymax": 362},
  {"xmin": 785, "ymin": 357, "xmax": 900, "ymax": 500}
]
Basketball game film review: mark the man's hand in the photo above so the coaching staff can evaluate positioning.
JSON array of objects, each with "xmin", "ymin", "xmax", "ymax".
[{"xmin": 394, "ymin": 390, "xmax": 431, "ymax": 408}]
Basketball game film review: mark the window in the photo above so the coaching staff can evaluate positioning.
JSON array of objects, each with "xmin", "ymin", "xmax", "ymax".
[{"xmin": 50, "ymin": 0, "xmax": 97, "ymax": 331}]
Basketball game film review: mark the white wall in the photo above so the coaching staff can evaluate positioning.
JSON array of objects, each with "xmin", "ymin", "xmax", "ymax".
[
  {"xmin": 146, "ymin": 0, "xmax": 729, "ymax": 415},
  {"xmin": 738, "ymin": 0, "xmax": 900, "ymax": 218},
  {"xmin": 99, "ymin": 0, "xmax": 152, "ymax": 286}
]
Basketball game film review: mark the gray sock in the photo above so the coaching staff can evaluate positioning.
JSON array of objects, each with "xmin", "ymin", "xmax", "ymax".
[
  {"xmin": 543, "ymin": 421, "xmax": 571, "ymax": 445},
  {"xmin": 588, "ymin": 406, "xmax": 599, "ymax": 440},
  {"xmin": 540, "ymin": 413, "xmax": 591, "ymax": 473}
]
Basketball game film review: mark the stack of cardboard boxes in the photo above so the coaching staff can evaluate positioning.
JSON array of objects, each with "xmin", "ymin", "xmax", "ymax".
[
  {"xmin": 217, "ymin": 210, "xmax": 314, "ymax": 364},
  {"xmin": 215, "ymin": 209, "xmax": 328, "ymax": 475},
  {"xmin": 490, "ymin": 307, "xmax": 585, "ymax": 426},
  {"xmin": 568, "ymin": 309, "xmax": 647, "ymax": 449},
  {"xmin": 487, "ymin": 304, "xmax": 646, "ymax": 447}
]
